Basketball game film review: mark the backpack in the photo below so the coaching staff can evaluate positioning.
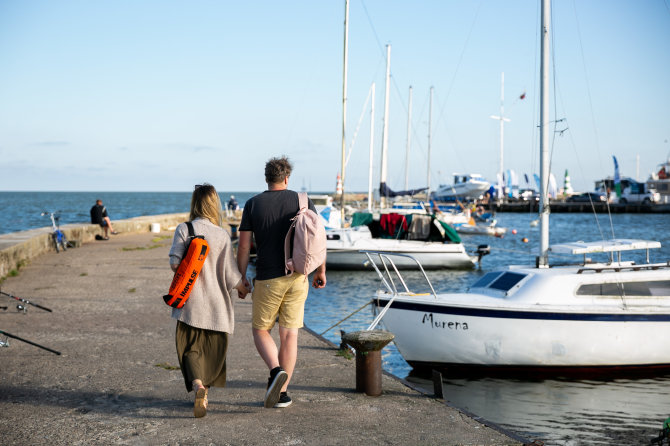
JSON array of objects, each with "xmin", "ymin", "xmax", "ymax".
[
  {"xmin": 163, "ymin": 222, "xmax": 209, "ymax": 308},
  {"xmin": 284, "ymin": 192, "xmax": 327, "ymax": 276}
]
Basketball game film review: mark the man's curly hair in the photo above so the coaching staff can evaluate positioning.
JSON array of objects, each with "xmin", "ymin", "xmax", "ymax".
[{"xmin": 264, "ymin": 156, "xmax": 293, "ymax": 184}]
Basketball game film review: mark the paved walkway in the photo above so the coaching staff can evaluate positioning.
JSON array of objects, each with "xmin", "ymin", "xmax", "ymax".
[{"xmin": 0, "ymin": 231, "xmax": 522, "ymax": 445}]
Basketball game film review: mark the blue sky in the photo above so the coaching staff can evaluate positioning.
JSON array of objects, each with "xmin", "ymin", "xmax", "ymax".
[{"xmin": 1, "ymin": 0, "xmax": 668, "ymax": 193}]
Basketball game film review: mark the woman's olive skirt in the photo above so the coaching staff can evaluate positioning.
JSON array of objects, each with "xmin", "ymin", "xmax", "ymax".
[{"xmin": 175, "ymin": 321, "xmax": 229, "ymax": 392}]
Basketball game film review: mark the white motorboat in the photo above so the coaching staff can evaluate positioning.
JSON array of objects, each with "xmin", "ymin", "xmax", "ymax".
[
  {"xmin": 431, "ymin": 174, "xmax": 491, "ymax": 202},
  {"xmin": 454, "ymin": 222, "xmax": 506, "ymax": 237},
  {"xmin": 326, "ymin": 225, "xmax": 476, "ymax": 270},
  {"xmin": 364, "ymin": 0, "xmax": 670, "ymax": 373},
  {"xmin": 646, "ymin": 157, "xmax": 670, "ymax": 204}
]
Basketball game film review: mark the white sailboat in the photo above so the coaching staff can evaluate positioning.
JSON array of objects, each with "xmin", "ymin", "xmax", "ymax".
[
  {"xmin": 327, "ymin": 29, "xmax": 476, "ymax": 271},
  {"xmin": 366, "ymin": 0, "xmax": 670, "ymax": 372}
]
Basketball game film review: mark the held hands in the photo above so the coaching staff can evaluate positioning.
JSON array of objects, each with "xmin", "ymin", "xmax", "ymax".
[{"xmin": 236, "ymin": 277, "xmax": 252, "ymax": 299}]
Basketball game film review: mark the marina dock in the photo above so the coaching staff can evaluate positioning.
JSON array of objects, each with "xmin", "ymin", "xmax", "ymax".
[{"xmin": 0, "ymin": 225, "xmax": 522, "ymax": 445}]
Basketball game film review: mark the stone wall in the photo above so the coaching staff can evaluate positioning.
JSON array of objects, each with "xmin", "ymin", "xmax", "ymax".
[{"xmin": 0, "ymin": 213, "xmax": 189, "ymax": 280}]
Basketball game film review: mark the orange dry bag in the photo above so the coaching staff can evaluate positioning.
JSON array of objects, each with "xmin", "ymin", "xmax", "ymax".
[{"xmin": 163, "ymin": 222, "xmax": 209, "ymax": 309}]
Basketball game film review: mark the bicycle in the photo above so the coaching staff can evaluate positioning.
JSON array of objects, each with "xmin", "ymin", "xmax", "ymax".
[{"xmin": 41, "ymin": 211, "xmax": 68, "ymax": 253}]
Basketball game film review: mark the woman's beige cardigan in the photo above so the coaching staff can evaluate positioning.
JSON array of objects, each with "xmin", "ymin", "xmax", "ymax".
[{"xmin": 169, "ymin": 218, "xmax": 242, "ymax": 333}]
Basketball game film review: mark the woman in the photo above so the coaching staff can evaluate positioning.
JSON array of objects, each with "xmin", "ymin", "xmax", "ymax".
[{"xmin": 169, "ymin": 183, "xmax": 248, "ymax": 418}]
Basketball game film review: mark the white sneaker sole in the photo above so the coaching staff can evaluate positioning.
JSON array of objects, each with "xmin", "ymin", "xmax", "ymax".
[
  {"xmin": 274, "ymin": 398, "xmax": 292, "ymax": 408},
  {"xmin": 264, "ymin": 370, "xmax": 288, "ymax": 408}
]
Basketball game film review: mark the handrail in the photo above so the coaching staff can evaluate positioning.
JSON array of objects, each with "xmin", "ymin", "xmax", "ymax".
[
  {"xmin": 362, "ymin": 250, "xmax": 439, "ymax": 331},
  {"xmin": 577, "ymin": 261, "xmax": 670, "ymax": 274}
]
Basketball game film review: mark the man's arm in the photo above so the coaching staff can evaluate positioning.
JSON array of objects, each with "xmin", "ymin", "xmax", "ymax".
[{"xmin": 236, "ymin": 231, "xmax": 252, "ymax": 291}]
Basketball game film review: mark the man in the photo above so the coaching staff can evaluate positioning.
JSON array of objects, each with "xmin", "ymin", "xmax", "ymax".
[
  {"xmin": 90, "ymin": 199, "xmax": 117, "ymax": 239},
  {"xmin": 237, "ymin": 156, "xmax": 327, "ymax": 409},
  {"xmin": 226, "ymin": 195, "xmax": 238, "ymax": 218}
]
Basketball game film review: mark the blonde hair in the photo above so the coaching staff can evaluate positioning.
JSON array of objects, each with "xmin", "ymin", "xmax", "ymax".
[{"xmin": 189, "ymin": 183, "xmax": 222, "ymax": 226}]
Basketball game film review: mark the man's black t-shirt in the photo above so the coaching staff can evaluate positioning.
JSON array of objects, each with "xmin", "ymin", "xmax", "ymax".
[
  {"xmin": 90, "ymin": 204, "xmax": 108, "ymax": 225},
  {"xmin": 239, "ymin": 189, "xmax": 316, "ymax": 280}
]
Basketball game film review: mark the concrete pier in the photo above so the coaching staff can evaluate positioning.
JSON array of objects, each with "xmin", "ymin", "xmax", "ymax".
[{"xmin": 0, "ymin": 228, "xmax": 522, "ymax": 445}]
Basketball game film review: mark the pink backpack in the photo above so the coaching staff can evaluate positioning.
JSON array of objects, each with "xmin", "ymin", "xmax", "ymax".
[{"xmin": 284, "ymin": 192, "xmax": 327, "ymax": 276}]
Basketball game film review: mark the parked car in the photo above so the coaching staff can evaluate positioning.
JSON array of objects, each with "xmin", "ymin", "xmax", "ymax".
[
  {"xmin": 566, "ymin": 192, "xmax": 607, "ymax": 202},
  {"xmin": 618, "ymin": 185, "xmax": 660, "ymax": 204}
]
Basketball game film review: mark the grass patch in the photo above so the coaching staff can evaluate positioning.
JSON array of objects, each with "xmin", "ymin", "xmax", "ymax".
[
  {"xmin": 155, "ymin": 362, "xmax": 180, "ymax": 371},
  {"xmin": 335, "ymin": 348, "xmax": 354, "ymax": 360},
  {"xmin": 128, "ymin": 288, "xmax": 136, "ymax": 293},
  {"xmin": 152, "ymin": 235, "xmax": 171, "ymax": 243},
  {"xmin": 8, "ymin": 269, "xmax": 19, "ymax": 277},
  {"xmin": 122, "ymin": 244, "xmax": 162, "ymax": 251},
  {"xmin": 80, "ymin": 272, "xmax": 88, "ymax": 277}
]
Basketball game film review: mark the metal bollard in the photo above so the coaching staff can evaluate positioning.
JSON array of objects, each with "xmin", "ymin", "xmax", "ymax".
[{"xmin": 342, "ymin": 330, "xmax": 395, "ymax": 397}]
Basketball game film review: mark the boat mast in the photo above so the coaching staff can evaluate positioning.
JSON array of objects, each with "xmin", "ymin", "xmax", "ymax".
[
  {"xmin": 368, "ymin": 82, "xmax": 376, "ymax": 212},
  {"xmin": 380, "ymin": 44, "xmax": 391, "ymax": 209},
  {"xmin": 340, "ymin": 0, "xmax": 349, "ymax": 224},
  {"xmin": 404, "ymin": 86, "xmax": 413, "ymax": 190},
  {"xmin": 490, "ymin": 72, "xmax": 510, "ymax": 203},
  {"xmin": 538, "ymin": 0, "xmax": 550, "ymax": 267},
  {"xmin": 427, "ymin": 86, "xmax": 433, "ymax": 200}
]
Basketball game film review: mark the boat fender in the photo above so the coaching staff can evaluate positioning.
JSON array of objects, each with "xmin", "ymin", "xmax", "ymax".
[{"xmin": 163, "ymin": 222, "xmax": 209, "ymax": 308}]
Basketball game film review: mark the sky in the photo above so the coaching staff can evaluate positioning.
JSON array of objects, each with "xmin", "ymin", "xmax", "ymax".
[{"xmin": 1, "ymin": 0, "xmax": 669, "ymax": 193}]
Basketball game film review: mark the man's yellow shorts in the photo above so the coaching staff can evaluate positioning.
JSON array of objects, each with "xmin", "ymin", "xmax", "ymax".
[{"xmin": 252, "ymin": 273, "xmax": 309, "ymax": 330}]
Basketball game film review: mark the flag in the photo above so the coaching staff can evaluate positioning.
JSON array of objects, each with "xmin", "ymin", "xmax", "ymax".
[{"xmin": 613, "ymin": 156, "xmax": 621, "ymax": 197}]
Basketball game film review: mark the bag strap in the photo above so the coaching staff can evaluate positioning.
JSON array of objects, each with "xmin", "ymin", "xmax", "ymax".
[
  {"xmin": 185, "ymin": 221, "xmax": 195, "ymax": 238},
  {"xmin": 298, "ymin": 192, "xmax": 308, "ymax": 210}
]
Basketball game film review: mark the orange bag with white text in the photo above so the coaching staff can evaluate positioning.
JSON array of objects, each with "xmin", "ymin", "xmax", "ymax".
[{"xmin": 163, "ymin": 222, "xmax": 209, "ymax": 309}]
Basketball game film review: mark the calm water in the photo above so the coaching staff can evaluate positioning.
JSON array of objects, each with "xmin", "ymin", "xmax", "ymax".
[
  {"xmin": 0, "ymin": 191, "xmax": 258, "ymax": 235},
  {"xmin": 2, "ymin": 192, "xmax": 669, "ymax": 444},
  {"xmin": 304, "ymin": 211, "xmax": 670, "ymax": 445}
]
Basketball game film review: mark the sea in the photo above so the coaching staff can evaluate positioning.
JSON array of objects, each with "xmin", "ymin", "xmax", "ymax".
[{"xmin": 2, "ymin": 191, "xmax": 669, "ymax": 445}]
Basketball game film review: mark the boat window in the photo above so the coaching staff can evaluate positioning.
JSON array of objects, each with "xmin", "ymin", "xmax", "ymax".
[
  {"xmin": 470, "ymin": 272, "xmax": 502, "ymax": 289},
  {"xmin": 488, "ymin": 272, "xmax": 527, "ymax": 292},
  {"xmin": 577, "ymin": 280, "xmax": 670, "ymax": 296}
]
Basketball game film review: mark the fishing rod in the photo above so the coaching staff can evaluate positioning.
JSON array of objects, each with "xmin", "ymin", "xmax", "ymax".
[
  {"xmin": 0, "ymin": 289, "xmax": 52, "ymax": 313},
  {"xmin": 0, "ymin": 329, "xmax": 61, "ymax": 355}
]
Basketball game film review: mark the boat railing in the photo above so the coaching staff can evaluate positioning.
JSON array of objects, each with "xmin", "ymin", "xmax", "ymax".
[
  {"xmin": 576, "ymin": 261, "xmax": 670, "ymax": 274},
  {"xmin": 361, "ymin": 250, "xmax": 439, "ymax": 331}
]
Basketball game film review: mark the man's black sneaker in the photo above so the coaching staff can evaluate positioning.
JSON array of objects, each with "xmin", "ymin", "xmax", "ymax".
[
  {"xmin": 274, "ymin": 392, "xmax": 292, "ymax": 408},
  {"xmin": 264, "ymin": 367, "xmax": 287, "ymax": 408}
]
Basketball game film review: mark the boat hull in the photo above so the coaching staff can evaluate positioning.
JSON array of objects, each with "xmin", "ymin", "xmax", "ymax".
[
  {"xmin": 327, "ymin": 247, "xmax": 475, "ymax": 270},
  {"xmin": 376, "ymin": 298, "xmax": 670, "ymax": 367}
]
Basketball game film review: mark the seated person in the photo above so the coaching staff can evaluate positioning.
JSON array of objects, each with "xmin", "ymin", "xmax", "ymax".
[{"xmin": 90, "ymin": 199, "xmax": 117, "ymax": 239}]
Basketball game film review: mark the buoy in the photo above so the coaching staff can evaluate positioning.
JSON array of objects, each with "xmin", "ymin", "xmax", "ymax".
[
  {"xmin": 522, "ymin": 237, "xmax": 529, "ymax": 243},
  {"xmin": 512, "ymin": 229, "xmax": 517, "ymax": 235}
]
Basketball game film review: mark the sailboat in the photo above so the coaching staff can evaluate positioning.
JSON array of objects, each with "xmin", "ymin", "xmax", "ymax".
[
  {"xmin": 365, "ymin": 0, "xmax": 670, "ymax": 372},
  {"xmin": 327, "ymin": 19, "xmax": 477, "ymax": 271}
]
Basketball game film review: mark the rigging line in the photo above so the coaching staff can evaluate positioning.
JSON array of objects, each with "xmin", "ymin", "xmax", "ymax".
[
  {"xmin": 432, "ymin": 89, "xmax": 468, "ymax": 178},
  {"xmin": 344, "ymin": 83, "xmax": 374, "ymax": 169},
  {"xmin": 360, "ymin": 0, "xmax": 387, "ymax": 58},
  {"xmin": 571, "ymin": 0, "xmax": 603, "ymax": 171},
  {"xmin": 547, "ymin": 0, "xmax": 614, "ymax": 244},
  {"xmin": 528, "ymin": 0, "xmax": 541, "ymax": 225},
  {"xmin": 435, "ymin": 0, "xmax": 485, "ymax": 129},
  {"xmin": 571, "ymin": 0, "xmax": 616, "ymax": 240}
]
